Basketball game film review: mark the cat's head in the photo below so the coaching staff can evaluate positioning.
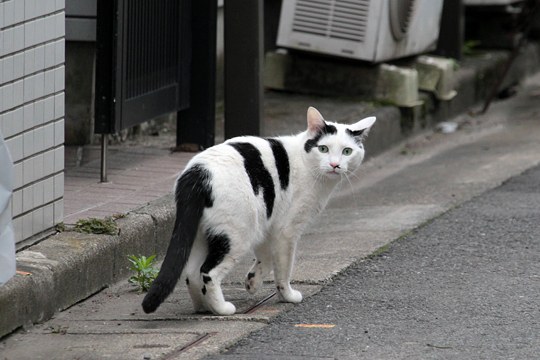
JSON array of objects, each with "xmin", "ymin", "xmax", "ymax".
[{"xmin": 303, "ymin": 107, "xmax": 376, "ymax": 180}]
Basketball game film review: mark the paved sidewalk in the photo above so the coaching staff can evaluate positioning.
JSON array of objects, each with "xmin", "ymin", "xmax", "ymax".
[
  {"xmin": 2, "ymin": 72, "xmax": 540, "ymax": 359},
  {"xmin": 63, "ymin": 146, "xmax": 191, "ymax": 224}
]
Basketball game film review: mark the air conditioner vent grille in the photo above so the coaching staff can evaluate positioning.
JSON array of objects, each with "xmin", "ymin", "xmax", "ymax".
[{"xmin": 292, "ymin": 0, "xmax": 370, "ymax": 42}]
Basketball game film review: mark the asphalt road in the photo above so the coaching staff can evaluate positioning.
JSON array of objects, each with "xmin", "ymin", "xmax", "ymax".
[{"xmin": 207, "ymin": 165, "xmax": 540, "ymax": 360}]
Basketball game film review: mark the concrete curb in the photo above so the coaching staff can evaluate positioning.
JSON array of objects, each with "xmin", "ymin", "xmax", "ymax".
[
  {"xmin": 0, "ymin": 196, "xmax": 176, "ymax": 337},
  {"xmin": 1, "ymin": 44, "xmax": 539, "ymax": 338}
]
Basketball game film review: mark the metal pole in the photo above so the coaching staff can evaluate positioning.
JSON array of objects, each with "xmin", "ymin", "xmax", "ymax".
[
  {"xmin": 434, "ymin": 0, "xmax": 463, "ymax": 61},
  {"xmin": 100, "ymin": 134, "xmax": 108, "ymax": 183},
  {"xmin": 224, "ymin": 0, "xmax": 264, "ymax": 138},
  {"xmin": 176, "ymin": 0, "xmax": 217, "ymax": 150}
]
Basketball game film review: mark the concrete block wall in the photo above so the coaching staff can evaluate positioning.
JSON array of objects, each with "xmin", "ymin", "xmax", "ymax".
[{"xmin": 0, "ymin": 0, "xmax": 66, "ymax": 246}]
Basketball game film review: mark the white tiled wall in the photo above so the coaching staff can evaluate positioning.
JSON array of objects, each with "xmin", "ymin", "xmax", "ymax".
[{"xmin": 0, "ymin": 0, "xmax": 65, "ymax": 245}]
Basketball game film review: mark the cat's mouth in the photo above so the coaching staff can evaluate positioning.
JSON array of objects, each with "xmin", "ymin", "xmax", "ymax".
[{"xmin": 326, "ymin": 169, "xmax": 342, "ymax": 178}]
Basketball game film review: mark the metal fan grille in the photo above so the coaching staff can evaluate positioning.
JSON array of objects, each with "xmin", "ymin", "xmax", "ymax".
[
  {"xmin": 389, "ymin": 0, "xmax": 416, "ymax": 40},
  {"xmin": 291, "ymin": 0, "xmax": 370, "ymax": 43}
]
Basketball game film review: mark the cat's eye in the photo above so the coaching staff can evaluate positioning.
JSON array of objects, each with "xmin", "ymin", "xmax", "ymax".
[
  {"xmin": 318, "ymin": 145, "xmax": 329, "ymax": 153},
  {"xmin": 342, "ymin": 148, "xmax": 353, "ymax": 156}
]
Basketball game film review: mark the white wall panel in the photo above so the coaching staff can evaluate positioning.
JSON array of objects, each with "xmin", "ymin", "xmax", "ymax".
[{"xmin": 1, "ymin": 0, "xmax": 66, "ymax": 244}]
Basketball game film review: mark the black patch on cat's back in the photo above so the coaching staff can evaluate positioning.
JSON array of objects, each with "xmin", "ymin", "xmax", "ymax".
[
  {"xmin": 229, "ymin": 142, "xmax": 276, "ymax": 218},
  {"xmin": 266, "ymin": 138, "xmax": 290, "ymax": 190},
  {"xmin": 304, "ymin": 123, "xmax": 337, "ymax": 153},
  {"xmin": 200, "ymin": 232, "xmax": 231, "ymax": 275}
]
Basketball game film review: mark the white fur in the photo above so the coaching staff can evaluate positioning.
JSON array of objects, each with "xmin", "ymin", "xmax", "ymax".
[{"xmin": 181, "ymin": 107, "xmax": 375, "ymax": 315}]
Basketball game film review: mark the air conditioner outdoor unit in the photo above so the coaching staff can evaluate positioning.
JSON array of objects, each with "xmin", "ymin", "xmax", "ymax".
[
  {"xmin": 464, "ymin": 0, "xmax": 523, "ymax": 5},
  {"xmin": 276, "ymin": 0, "xmax": 445, "ymax": 63}
]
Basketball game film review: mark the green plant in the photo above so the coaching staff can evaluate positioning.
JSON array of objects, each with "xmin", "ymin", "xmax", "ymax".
[
  {"xmin": 74, "ymin": 217, "xmax": 118, "ymax": 235},
  {"xmin": 128, "ymin": 255, "xmax": 159, "ymax": 292},
  {"xmin": 462, "ymin": 40, "xmax": 481, "ymax": 56},
  {"xmin": 55, "ymin": 222, "xmax": 66, "ymax": 232},
  {"xmin": 112, "ymin": 213, "xmax": 126, "ymax": 220}
]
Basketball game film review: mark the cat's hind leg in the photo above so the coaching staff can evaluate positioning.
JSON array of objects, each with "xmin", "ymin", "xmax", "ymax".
[
  {"xmin": 245, "ymin": 241, "xmax": 273, "ymax": 295},
  {"xmin": 199, "ymin": 231, "xmax": 248, "ymax": 315},
  {"xmin": 185, "ymin": 275, "xmax": 206, "ymax": 313},
  {"xmin": 184, "ymin": 234, "xmax": 208, "ymax": 313}
]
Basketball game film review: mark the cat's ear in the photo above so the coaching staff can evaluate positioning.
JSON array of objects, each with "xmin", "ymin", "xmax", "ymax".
[
  {"xmin": 307, "ymin": 107, "xmax": 326, "ymax": 135},
  {"xmin": 347, "ymin": 116, "xmax": 376, "ymax": 141}
]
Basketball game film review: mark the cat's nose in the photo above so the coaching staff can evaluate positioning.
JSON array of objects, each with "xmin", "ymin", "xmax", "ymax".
[{"xmin": 330, "ymin": 162, "xmax": 340, "ymax": 169}]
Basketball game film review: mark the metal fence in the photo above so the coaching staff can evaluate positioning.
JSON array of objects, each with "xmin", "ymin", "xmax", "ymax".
[{"xmin": 95, "ymin": 0, "xmax": 190, "ymax": 135}]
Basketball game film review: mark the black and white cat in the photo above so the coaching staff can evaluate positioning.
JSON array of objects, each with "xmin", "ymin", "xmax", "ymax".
[{"xmin": 142, "ymin": 107, "xmax": 376, "ymax": 315}]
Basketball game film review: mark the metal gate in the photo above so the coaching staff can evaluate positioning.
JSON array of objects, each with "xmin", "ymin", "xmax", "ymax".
[
  {"xmin": 94, "ymin": 0, "xmax": 191, "ymax": 134},
  {"xmin": 94, "ymin": 0, "xmax": 266, "ymax": 182}
]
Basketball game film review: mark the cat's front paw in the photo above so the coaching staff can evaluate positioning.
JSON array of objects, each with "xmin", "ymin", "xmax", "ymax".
[{"xmin": 276, "ymin": 285, "xmax": 303, "ymax": 304}]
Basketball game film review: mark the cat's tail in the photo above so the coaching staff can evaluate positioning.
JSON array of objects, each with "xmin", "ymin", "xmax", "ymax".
[{"xmin": 142, "ymin": 165, "xmax": 212, "ymax": 313}]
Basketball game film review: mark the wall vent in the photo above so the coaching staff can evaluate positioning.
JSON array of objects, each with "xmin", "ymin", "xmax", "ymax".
[{"xmin": 292, "ymin": 0, "xmax": 370, "ymax": 43}]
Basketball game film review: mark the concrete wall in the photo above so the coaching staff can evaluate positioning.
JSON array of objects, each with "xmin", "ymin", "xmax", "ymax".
[{"xmin": 0, "ymin": 0, "xmax": 66, "ymax": 246}]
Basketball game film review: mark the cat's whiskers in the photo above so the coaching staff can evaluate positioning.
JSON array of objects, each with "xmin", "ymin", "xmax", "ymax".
[
  {"xmin": 316, "ymin": 171, "xmax": 327, "ymax": 185},
  {"xmin": 310, "ymin": 165, "xmax": 326, "ymax": 184},
  {"xmin": 341, "ymin": 170, "xmax": 360, "ymax": 204},
  {"xmin": 346, "ymin": 170, "xmax": 363, "ymax": 183}
]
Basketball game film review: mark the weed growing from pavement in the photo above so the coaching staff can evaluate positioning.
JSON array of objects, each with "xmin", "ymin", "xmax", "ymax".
[
  {"xmin": 55, "ymin": 222, "xmax": 66, "ymax": 232},
  {"xmin": 462, "ymin": 40, "xmax": 481, "ymax": 56},
  {"xmin": 368, "ymin": 243, "xmax": 392, "ymax": 259},
  {"xmin": 74, "ymin": 217, "xmax": 118, "ymax": 235},
  {"xmin": 128, "ymin": 254, "xmax": 159, "ymax": 292}
]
